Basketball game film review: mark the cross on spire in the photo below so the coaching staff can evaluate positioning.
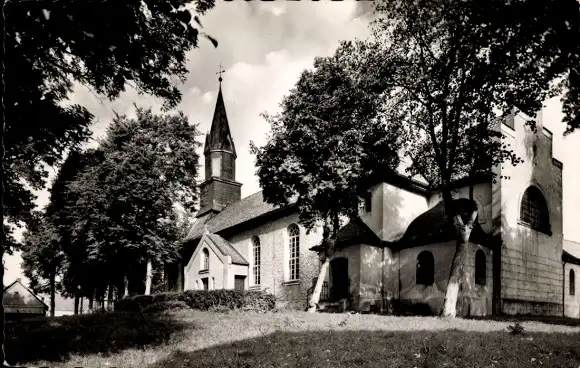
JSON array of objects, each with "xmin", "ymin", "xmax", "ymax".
[{"xmin": 216, "ymin": 64, "xmax": 225, "ymax": 83}]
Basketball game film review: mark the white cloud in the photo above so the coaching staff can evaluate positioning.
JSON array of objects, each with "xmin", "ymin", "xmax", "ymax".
[{"xmin": 202, "ymin": 91, "xmax": 214, "ymax": 105}]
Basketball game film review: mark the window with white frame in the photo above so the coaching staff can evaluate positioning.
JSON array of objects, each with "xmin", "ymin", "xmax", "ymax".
[
  {"xmin": 288, "ymin": 224, "xmax": 300, "ymax": 281},
  {"xmin": 202, "ymin": 248, "xmax": 209, "ymax": 270},
  {"xmin": 252, "ymin": 236, "xmax": 261, "ymax": 285}
]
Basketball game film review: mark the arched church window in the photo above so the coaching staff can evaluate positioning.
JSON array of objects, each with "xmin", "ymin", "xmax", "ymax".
[
  {"xmin": 288, "ymin": 224, "xmax": 300, "ymax": 281},
  {"xmin": 202, "ymin": 248, "xmax": 209, "ymax": 271},
  {"xmin": 570, "ymin": 269, "xmax": 575, "ymax": 296},
  {"xmin": 416, "ymin": 251, "xmax": 434, "ymax": 286},
  {"xmin": 475, "ymin": 250, "xmax": 486, "ymax": 286},
  {"xmin": 520, "ymin": 186, "xmax": 551, "ymax": 234},
  {"xmin": 252, "ymin": 236, "xmax": 261, "ymax": 285}
]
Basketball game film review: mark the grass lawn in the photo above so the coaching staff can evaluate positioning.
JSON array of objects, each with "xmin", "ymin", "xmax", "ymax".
[{"xmin": 7, "ymin": 310, "xmax": 580, "ymax": 368}]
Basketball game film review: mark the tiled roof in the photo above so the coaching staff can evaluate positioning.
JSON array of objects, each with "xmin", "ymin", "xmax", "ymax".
[
  {"xmin": 395, "ymin": 199, "xmax": 489, "ymax": 249},
  {"xmin": 206, "ymin": 233, "xmax": 249, "ymax": 265},
  {"xmin": 185, "ymin": 191, "xmax": 287, "ymax": 242},
  {"xmin": 563, "ymin": 249, "xmax": 580, "ymax": 266}
]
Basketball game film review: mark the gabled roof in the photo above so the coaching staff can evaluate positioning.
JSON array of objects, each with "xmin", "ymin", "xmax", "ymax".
[
  {"xmin": 206, "ymin": 233, "xmax": 248, "ymax": 266},
  {"xmin": 335, "ymin": 217, "xmax": 383, "ymax": 248},
  {"xmin": 204, "ymin": 85, "xmax": 236, "ymax": 157},
  {"xmin": 185, "ymin": 191, "xmax": 290, "ymax": 242},
  {"xmin": 4, "ymin": 279, "xmax": 49, "ymax": 310},
  {"xmin": 309, "ymin": 217, "xmax": 383, "ymax": 253}
]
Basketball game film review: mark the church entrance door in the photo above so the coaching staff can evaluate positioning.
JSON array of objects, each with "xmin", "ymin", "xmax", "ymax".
[
  {"xmin": 330, "ymin": 258, "xmax": 349, "ymax": 301},
  {"xmin": 234, "ymin": 276, "xmax": 246, "ymax": 291}
]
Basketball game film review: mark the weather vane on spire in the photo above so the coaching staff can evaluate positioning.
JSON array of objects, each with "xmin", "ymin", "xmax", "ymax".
[{"xmin": 217, "ymin": 64, "xmax": 225, "ymax": 83}]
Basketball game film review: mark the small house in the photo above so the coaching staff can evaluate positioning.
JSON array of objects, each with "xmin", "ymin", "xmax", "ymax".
[{"xmin": 3, "ymin": 279, "xmax": 48, "ymax": 320}]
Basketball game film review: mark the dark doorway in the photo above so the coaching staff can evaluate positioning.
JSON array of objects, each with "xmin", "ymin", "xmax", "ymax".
[
  {"xmin": 330, "ymin": 258, "xmax": 349, "ymax": 301},
  {"xmin": 234, "ymin": 276, "xmax": 246, "ymax": 291},
  {"xmin": 201, "ymin": 277, "xmax": 209, "ymax": 290}
]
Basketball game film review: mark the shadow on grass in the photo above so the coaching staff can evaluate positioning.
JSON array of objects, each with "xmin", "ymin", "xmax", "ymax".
[
  {"xmin": 468, "ymin": 314, "xmax": 580, "ymax": 328},
  {"xmin": 147, "ymin": 329, "xmax": 580, "ymax": 368},
  {"xmin": 5, "ymin": 311, "xmax": 193, "ymax": 365}
]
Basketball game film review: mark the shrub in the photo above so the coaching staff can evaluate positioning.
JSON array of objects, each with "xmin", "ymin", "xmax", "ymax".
[
  {"xmin": 242, "ymin": 291, "xmax": 276, "ymax": 313},
  {"xmin": 142, "ymin": 300, "xmax": 189, "ymax": 313},
  {"xmin": 207, "ymin": 305, "xmax": 231, "ymax": 313},
  {"xmin": 115, "ymin": 289, "xmax": 276, "ymax": 313}
]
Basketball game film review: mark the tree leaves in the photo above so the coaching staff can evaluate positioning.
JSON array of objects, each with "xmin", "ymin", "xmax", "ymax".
[
  {"xmin": 3, "ymin": 0, "xmax": 217, "ymax": 250},
  {"xmin": 252, "ymin": 42, "xmax": 402, "ymax": 249},
  {"xmin": 59, "ymin": 107, "xmax": 201, "ymax": 299},
  {"xmin": 368, "ymin": 0, "xmax": 580, "ymax": 193}
]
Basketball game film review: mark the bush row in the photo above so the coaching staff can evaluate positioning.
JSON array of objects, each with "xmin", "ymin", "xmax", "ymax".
[{"xmin": 115, "ymin": 289, "xmax": 276, "ymax": 313}]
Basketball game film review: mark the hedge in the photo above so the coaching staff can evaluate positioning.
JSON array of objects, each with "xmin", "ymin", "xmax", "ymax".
[{"xmin": 115, "ymin": 289, "xmax": 276, "ymax": 313}]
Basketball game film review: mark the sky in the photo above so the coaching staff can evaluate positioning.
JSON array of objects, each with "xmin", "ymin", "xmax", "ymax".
[{"xmin": 4, "ymin": 1, "xmax": 580, "ymax": 287}]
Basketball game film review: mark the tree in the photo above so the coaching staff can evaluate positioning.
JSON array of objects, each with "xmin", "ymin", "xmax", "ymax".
[
  {"xmin": 66, "ymin": 107, "xmax": 201, "ymax": 302},
  {"xmin": 366, "ymin": 0, "xmax": 580, "ymax": 317},
  {"xmin": 3, "ymin": 0, "xmax": 218, "ymax": 251},
  {"xmin": 21, "ymin": 213, "xmax": 65, "ymax": 318},
  {"xmin": 251, "ymin": 43, "xmax": 402, "ymax": 313},
  {"xmin": 2, "ymin": 0, "xmax": 217, "ymax": 362},
  {"xmin": 45, "ymin": 149, "xmax": 104, "ymax": 312}
]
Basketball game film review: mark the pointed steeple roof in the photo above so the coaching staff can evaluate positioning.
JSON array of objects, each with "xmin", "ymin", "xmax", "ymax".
[{"xmin": 204, "ymin": 84, "xmax": 237, "ymax": 158}]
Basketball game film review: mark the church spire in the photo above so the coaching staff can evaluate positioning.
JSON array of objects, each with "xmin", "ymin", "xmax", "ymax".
[
  {"xmin": 204, "ymin": 69, "xmax": 236, "ymax": 158},
  {"xmin": 197, "ymin": 70, "xmax": 242, "ymax": 218}
]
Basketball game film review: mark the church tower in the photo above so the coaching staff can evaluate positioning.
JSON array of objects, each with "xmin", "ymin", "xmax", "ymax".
[{"xmin": 196, "ymin": 75, "xmax": 242, "ymax": 218}]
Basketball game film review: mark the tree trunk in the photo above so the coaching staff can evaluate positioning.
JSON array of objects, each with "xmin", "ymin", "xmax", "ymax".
[
  {"xmin": 0, "ymin": 257, "xmax": 6, "ymax": 366},
  {"xmin": 80, "ymin": 297, "xmax": 84, "ymax": 314},
  {"xmin": 49, "ymin": 275, "xmax": 56, "ymax": 317},
  {"xmin": 124, "ymin": 276, "xmax": 129, "ymax": 297},
  {"xmin": 107, "ymin": 284, "xmax": 113, "ymax": 311},
  {"xmin": 308, "ymin": 258, "xmax": 331, "ymax": 313},
  {"xmin": 74, "ymin": 296, "xmax": 79, "ymax": 315},
  {"xmin": 144, "ymin": 260, "xmax": 153, "ymax": 295},
  {"xmin": 441, "ymin": 210, "xmax": 478, "ymax": 317}
]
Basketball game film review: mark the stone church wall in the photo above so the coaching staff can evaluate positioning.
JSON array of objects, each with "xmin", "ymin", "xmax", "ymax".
[
  {"xmin": 359, "ymin": 245, "xmax": 384, "ymax": 312},
  {"xmin": 227, "ymin": 211, "xmax": 322, "ymax": 310},
  {"xmin": 499, "ymin": 114, "xmax": 564, "ymax": 316},
  {"xmin": 184, "ymin": 237, "xmax": 228, "ymax": 291},
  {"xmin": 392, "ymin": 241, "xmax": 493, "ymax": 316},
  {"xmin": 360, "ymin": 183, "xmax": 428, "ymax": 242},
  {"xmin": 330, "ymin": 245, "xmax": 361, "ymax": 308},
  {"xmin": 564, "ymin": 263, "xmax": 580, "ymax": 318}
]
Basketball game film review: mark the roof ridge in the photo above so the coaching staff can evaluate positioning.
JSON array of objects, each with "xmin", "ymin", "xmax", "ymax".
[{"xmin": 210, "ymin": 233, "xmax": 247, "ymax": 260}]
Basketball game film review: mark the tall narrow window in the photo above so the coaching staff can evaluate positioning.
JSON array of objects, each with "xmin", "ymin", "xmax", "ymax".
[
  {"xmin": 202, "ymin": 248, "xmax": 209, "ymax": 270},
  {"xmin": 288, "ymin": 224, "xmax": 300, "ymax": 280},
  {"xmin": 571, "ymin": 269, "xmax": 575, "ymax": 296},
  {"xmin": 364, "ymin": 191, "xmax": 372, "ymax": 212},
  {"xmin": 252, "ymin": 236, "xmax": 261, "ymax": 285},
  {"xmin": 416, "ymin": 251, "xmax": 434, "ymax": 286},
  {"xmin": 211, "ymin": 156, "xmax": 221, "ymax": 177},
  {"xmin": 475, "ymin": 250, "xmax": 486, "ymax": 286},
  {"xmin": 520, "ymin": 186, "xmax": 550, "ymax": 234}
]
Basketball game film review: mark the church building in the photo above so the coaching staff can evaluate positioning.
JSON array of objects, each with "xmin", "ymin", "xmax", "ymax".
[{"xmin": 165, "ymin": 81, "xmax": 580, "ymax": 318}]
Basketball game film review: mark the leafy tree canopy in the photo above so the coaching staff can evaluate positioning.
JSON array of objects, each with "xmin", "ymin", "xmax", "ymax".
[
  {"xmin": 251, "ymin": 41, "xmax": 402, "ymax": 239},
  {"xmin": 63, "ymin": 107, "xmax": 201, "ymax": 298},
  {"xmin": 3, "ymin": 0, "xmax": 217, "ymax": 250},
  {"xmin": 366, "ymin": 0, "xmax": 579, "ymax": 193}
]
